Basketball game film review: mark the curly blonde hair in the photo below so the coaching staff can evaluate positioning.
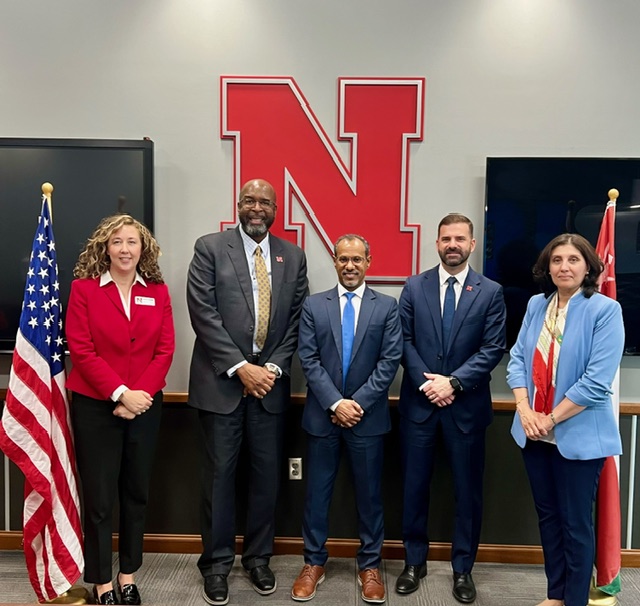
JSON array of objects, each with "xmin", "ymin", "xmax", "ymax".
[{"xmin": 73, "ymin": 214, "xmax": 164, "ymax": 283}]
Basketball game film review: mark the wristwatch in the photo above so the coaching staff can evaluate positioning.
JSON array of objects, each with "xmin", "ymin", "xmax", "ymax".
[
  {"xmin": 448, "ymin": 376, "xmax": 463, "ymax": 392},
  {"xmin": 264, "ymin": 362, "xmax": 282, "ymax": 378}
]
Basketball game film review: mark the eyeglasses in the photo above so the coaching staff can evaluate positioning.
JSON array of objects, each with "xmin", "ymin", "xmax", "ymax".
[
  {"xmin": 335, "ymin": 256, "xmax": 367, "ymax": 265},
  {"xmin": 239, "ymin": 196, "xmax": 275, "ymax": 209}
]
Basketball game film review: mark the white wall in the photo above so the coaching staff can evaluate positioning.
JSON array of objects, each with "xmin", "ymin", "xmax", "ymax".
[{"xmin": 2, "ymin": 0, "xmax": 640, "ymax": 395}]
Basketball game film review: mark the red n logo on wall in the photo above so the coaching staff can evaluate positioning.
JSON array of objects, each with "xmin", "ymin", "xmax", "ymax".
[{"xmin": 220, "ymin": 76, "xmax": 425, "ymax": 282}]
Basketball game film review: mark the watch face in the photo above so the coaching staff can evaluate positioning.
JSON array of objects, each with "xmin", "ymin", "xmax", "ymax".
[
  {"xmin": 265, "ymin": 363, "xmax": 280, "ymax": 377},
  {"xmin": 450, "ymin": 377, "xmax": 461, "ymax": 391}
]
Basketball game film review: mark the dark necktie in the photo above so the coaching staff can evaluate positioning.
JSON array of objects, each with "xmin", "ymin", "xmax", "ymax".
[
  {"xmin": 254, "ymin": 245, "xmax": 271, "ymax": 350},
  {"xmin": 342, "ymin": 292, "xmax": 356, "ymax": 393},
  {"xmin": 442, "ymin": 276, "xmax": 457, "ymax": 349}
]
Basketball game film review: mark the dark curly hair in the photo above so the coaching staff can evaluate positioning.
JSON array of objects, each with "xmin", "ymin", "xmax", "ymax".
[{"xmin": 532, "ymin": 233, "xmax": 603, "ymax": 298}]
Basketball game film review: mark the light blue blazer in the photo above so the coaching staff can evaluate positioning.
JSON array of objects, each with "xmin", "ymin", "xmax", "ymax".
[{"xmin": 507, "ymin": 291, "xmax": 624, "ymax": 460}]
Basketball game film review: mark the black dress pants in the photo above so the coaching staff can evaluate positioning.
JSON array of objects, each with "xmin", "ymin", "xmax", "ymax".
[
  {"xmin": 197, "ymin": 396, "xmax": 284, "ymax": 577},
  {"xmin": 71, "ymin": 391, "xmax": 163, "ymax": 584}
]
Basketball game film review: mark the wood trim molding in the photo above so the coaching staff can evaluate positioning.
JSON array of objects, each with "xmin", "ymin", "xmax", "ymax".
[
  {"xmin": 148, "ymin": 392, "xmax": 640, "ymax": 414},
  {"xmin": 2, "ymin": 389, "xmax": 640, "ymax": 413},
  {"xmin": 2, "ymin": 531, "xmax": 640, "ymax": 566}
]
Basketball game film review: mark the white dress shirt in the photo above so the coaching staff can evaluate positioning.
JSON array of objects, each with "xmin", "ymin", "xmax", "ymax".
[{"xmin": 99, "ymin": 270, "xmax": 147, "ymax": 402}]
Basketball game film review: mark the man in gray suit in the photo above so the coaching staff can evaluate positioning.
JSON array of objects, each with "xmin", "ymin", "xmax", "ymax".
[{"xmin": 187, "ymin": 178, "xmax": 308, "ymax": 605}]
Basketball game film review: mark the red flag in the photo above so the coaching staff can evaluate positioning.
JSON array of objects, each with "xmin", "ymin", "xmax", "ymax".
[
  {"xmin": 0, "ymin": 197, "xmax": 84, "ymax": 602},
  {"xmin": 594, "ymin": 194, "xmax": 621, "ymax": 596},
  {"xmin": 596, "ymin": 197, "xmax": 617, "ymax": 299}
]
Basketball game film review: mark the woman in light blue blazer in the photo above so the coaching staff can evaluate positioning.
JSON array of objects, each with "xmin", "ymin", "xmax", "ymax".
[{"xmin": 507, "ymin": 233, "xmax": 624, "ymax": 606}]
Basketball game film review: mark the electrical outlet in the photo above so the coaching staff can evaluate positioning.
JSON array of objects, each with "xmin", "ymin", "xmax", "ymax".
[{"xmin": 289, "ymin": 457, "xmax": 302, "ymax": 480}]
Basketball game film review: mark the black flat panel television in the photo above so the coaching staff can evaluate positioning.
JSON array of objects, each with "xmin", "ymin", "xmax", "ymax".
[
  {"xmin": 484, "ymin": 157, "xmax": 640, "ymax": 354},
  {"xmin": 0, "ymin": 138, "xmax": 154, "ymax": 351}
]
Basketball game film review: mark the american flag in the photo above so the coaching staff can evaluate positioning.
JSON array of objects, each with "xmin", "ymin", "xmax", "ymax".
[{"xmin": 0, "ymin": 196, "xmax": 84, "ymax": 602}]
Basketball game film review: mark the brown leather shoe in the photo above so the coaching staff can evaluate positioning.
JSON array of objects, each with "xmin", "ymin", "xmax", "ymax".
[
  {"xmin": 291, "ymin": 564, "xmax": 325, "ymax": 601},
  {"xmin": 358, "ymin": 568, "xmax": 386, "ymax": 603}
]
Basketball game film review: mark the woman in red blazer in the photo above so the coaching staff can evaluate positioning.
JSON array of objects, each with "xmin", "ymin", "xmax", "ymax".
[{"xmin": 66, "ymin": 214, "xmax": 175, "ymax": 605}]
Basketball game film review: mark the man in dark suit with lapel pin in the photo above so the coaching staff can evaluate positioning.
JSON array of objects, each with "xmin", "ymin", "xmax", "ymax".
[
  {"xmin": 395, "ymin": 214, "xmax": 506, "ymax": 604},
  {"xmin": 187, "ymin": 179, "xmax": 308, "ymax": 605},
  {"xmin": 291, "ymin": 234, "xmax": 402, "ymax": 604}
]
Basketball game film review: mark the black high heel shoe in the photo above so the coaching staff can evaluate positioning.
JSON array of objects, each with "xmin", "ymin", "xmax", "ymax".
[
  {"xmin": 93, "ymin": 585, "xmax": 118, "ymax": 605},
  {"xmin": 117, "ymin": 579, "xmax": 142, "ymax": 605}
]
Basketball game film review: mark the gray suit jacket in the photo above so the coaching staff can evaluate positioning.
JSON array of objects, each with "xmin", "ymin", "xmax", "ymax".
[{"xmin": 187, "ymin": 226, "xmax": 308, "ymax": 414}]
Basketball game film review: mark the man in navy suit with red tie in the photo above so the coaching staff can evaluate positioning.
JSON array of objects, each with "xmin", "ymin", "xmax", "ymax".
[
  {"xmin": 291, "ymin": 234, "xmax": 402, "ymax": 604},
  {"xmin": 396, "ymin": 214, "xmax": 506, "ymax": 603}
]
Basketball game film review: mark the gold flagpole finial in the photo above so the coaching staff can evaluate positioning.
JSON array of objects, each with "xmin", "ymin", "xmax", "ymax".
[
  {"xmin": 42, "ymin": 182, "xmax": 54, "ymax": 219},
  {"xmin": 608, "ymin": 188, "xmax": 619, "ymax": 202}
]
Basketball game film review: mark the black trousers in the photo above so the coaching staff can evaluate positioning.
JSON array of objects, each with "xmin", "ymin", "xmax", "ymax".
[
  {"xmin": 197, "ymin": 397, "xmax": 284, "ymax": 577},
  {"xmin": 71, "ymin": 391, "xmax": 163, "ymax": 584}
]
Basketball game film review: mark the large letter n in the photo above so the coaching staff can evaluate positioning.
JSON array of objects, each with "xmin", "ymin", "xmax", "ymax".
[{"xmin": 221, "ymin": 76, "xmax": 425, "ymax": 282}]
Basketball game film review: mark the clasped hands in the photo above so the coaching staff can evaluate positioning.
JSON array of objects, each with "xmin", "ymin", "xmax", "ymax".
[
  {"xmin": 518, "ymin": 407, "xmax": 555, "ymax": 440},
  {"xmin": 331, "ymin": 399, "xmax": 364, "ymax": 428},
  {"xmin": 113, "ymin": 389, "xmax": 153, "ymax": 420},
  {"xmin": 422, "ymin": 373, "xmax": 455, "ymax": 407},
  {"xmin": 237, "ymin": 363, "xmax": 277, "ymax": 399}
]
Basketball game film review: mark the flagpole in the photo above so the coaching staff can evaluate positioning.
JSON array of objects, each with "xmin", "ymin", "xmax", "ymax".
[
  {"xmin": 0, "ymin": 185, "xmax": 88, "ymax": 604},
  {"xmin": 589, "ymin": 187, "xmax": 621, "ymax": 606},
  {"xmin": 38, "ymin": 184, "xmax": 90, "ymax": 606}
]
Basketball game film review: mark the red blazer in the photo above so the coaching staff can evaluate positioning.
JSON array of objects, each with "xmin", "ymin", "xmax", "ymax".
[{"xmin": 65, "ymin": 277, "xmax": 175, "ymax": 400}]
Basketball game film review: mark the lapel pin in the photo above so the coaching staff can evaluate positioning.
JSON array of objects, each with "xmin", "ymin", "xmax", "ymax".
[
  {"xmin": 466, "ymin": 285, "xmax": 473, "ymax": 291},
  {"xmin": 276, "ymin": 256, "xmax": 284, "ymax": 263}
]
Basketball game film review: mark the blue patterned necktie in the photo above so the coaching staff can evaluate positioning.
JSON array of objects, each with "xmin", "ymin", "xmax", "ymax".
[
  {"xmin": 342, "ymin": 292, "xmax": 356, "ymax": 393},
  {"xmin": 442, "ymin": 276, "xmax": 457, "ymax": 349}
]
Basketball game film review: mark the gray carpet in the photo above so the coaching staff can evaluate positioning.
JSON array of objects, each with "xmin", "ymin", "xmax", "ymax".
[{"xmin": 1, "ymin": 551, "xmax": 639, "ymax": 605}]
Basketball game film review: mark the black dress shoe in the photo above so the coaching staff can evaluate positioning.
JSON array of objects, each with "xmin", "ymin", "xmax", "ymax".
[
  {"xmin": 452, "ymin": 572, "xmax": 476, "ymax": 603},
  {"xmin": 395, "ymin": 564, "xmax": 427, "ymax": 594},
  {"xmin": 248, "ymin": 564, "xmax": 277, "ymax": 595},
  {"xmin": 203, "ymin": 574, "xmax": 229, "ymax": 605},
  {"xmin": 118, "ymin": 581, "xmax": 142, "ymax": 605},
  {"xmin": 93, "ymin": 586, "xmax": 118, "ymax": 605}
]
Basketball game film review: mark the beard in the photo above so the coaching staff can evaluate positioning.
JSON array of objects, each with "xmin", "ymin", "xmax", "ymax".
[
  {"xmin": 438, "ymin": 247, "xmax": 470, "ymax": 268},
  {"xmin": 239, "ymin": 213, "xmax": 274, "ymax": 238},
  {"xmin": 241, "ymin": 221, "xmax": 268, "ymax": 237}
]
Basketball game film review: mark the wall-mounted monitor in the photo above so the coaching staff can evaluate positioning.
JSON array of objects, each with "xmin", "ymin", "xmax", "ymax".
[
  {"xmin": 484, "ymin": 157, "xmax": 640, "ymax": 354},
  {"xmin": 0, "ymin": 138, "xmax": 154, "ymax": 352}
]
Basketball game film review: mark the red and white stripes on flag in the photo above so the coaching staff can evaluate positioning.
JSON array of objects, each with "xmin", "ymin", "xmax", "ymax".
[
  {"xmin": 594, "ymin": 195, "xmax": 622, "ymax": 596},
  {"xmin": 0, "ymin": 197, "xmax": 84, "ymax": 602}
]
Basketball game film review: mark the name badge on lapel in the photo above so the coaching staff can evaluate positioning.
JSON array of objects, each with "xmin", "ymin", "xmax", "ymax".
[{"xmin": 135, "ymin": 296, "xmax": 156, "ymax": 306}]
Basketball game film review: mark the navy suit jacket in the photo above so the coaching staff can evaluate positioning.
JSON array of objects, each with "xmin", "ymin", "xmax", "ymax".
[
  {"xmin": 298, "ymin": 285, "xmax": 402, "ymax": 437},
  {"xmin": 398, "ymin": 266, "xmax": 506, "ymax": 432}
]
